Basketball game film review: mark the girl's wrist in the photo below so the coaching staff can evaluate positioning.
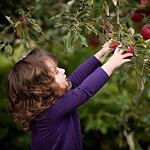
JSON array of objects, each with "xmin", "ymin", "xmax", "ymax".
[
  {"xmin": 94, "ymin": 51, "xmax": 105, "ymax": 61},
  {"xmin": 101, "ymin": 62, "xmax": 116, "ymax": 76}
]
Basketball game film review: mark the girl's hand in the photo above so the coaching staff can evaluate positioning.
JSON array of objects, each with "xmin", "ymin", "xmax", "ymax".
[
  {"xmin": 108, "ymin": 46, "xmax": 133, "ymax": 69},
  {"xmin": 101, "ymin": 39, "xmax": 113, "ymax": 55},
  {"xmin": 94, "ymin": 39, "xmax": 116, "ymax": 62},
  {"xmin": 101, "ymin": 46, "xmax": 133, "ymax": 76}
]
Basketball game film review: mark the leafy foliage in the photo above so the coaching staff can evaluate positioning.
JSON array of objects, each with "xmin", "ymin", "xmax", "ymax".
[{"xmin": 0, "ymin": 0, "xmax": 150, "ymax": 150}]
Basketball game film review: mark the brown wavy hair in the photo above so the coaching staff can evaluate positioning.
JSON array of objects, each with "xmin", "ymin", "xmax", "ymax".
[{"xmin": 7, "ymin": 48, "xmax": 71, "ymax": 131}]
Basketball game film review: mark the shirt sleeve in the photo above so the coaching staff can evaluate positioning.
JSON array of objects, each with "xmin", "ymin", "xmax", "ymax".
[
  {"xmin": 46, "ymin": 67, "xmax": 109, "ymax": 120},
  {"xmin": 67, "ymin": 56, "xmax": 102, "ymax": 89}
]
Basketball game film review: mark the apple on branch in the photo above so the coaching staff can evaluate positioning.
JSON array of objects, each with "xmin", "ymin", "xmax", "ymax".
[
  {"xmin": 122, "ymin": 46, "xmax": 134, "ymax": 58},
  {"xmin": 140, "ymin": 24, "xmax": 150, "ymax": 40},
  {"xmin": 131, "ymin": 10, "xmax": 144, "ymax": 22},
  {"xmin": 109, "ymin": 40, "xmax": 120, "ymax": 53},
  {"xmin": 140, "ymin": 0, "xmax": 150, "ymax": 5}
]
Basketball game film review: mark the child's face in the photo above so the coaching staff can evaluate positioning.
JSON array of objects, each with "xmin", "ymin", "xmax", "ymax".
[
  {"xmin": 45, "ymin": 59, "xmax": 68, "ymax": 90},
  {"xmin": 54, "ymin": 67, "xmax": 68, "ymax": 90}
]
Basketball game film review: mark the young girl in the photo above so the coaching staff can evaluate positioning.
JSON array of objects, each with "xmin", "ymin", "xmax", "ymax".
[{"xmin": 7, "ymin": 42, "xmax": 133, "ymax": 150}]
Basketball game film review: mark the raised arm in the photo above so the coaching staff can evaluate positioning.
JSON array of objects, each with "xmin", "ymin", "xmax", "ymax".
[
  {"xmin": 68, "ymin": 40, "xmax": 112, "ymax": 88},
  {"xmin": 46, "ymin": 47, "xmax": 133, "ymax": 120},
  {"xmin": 67, "ymin": 55, "xmax": 102, "ymax": 88},
  {"xmin": 47, "ymin": 67, "xmax": 109, "ymax": 120}
]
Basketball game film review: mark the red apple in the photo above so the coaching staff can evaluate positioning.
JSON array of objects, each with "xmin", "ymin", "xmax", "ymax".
[
  {"xmin": 140, "ymin": 24, "xmax": 150, "ymax": 40},
  {"xmin": 123, "ymin": 46, "xmax": 134, "ymax": 58},
  {"xmin": 110, "ymin": 41, "xmax": 120, "ymax": 49},
  {"xmin": 109, "ymin": 41, "xmax": 120, "ymax": 54},
  {"xmin": 140, "ymin": 0, "xmax": 150, "ymax": 5},
  {"xmin": 131, "ymin": 11, "xmax": 144, "ymax": 22},
  {"xmin": 88, "ymin": 35, "xmax": 100, "ymax": 47}
]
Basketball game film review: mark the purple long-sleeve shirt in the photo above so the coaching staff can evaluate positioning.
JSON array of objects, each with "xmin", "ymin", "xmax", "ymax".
[{"xmin": 29, "ymin": 56, "xmax": 110, "ymax": 150}]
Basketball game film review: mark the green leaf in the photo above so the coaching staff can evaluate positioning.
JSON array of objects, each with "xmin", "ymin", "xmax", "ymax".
[
  {"xmin": 92, "ymin": 0, "xmax": 105, "ymax": 17},
  {"xmin": 0, "ymin": 25, "xmax": 12, "ymax": 36},
  {"xmin": 135, "ymin": 40, "xmax": 147, "ymax": 48},
  {"xmin": 32, "ymin": 23, "xmax": 42, "ymax": 33},
  {"xmin": 15, "ymin": 22, "xmax": 25, "ymax": 38},
  {"xmin": 4, "ymin": 44, "xmax": 13, "ymax": 56},
  {"xmin": 28, "ymin": 18, "xmax": 42, "ymax": 33},
  {"xmin": 0, "ymin": 43, "xmax": 6, "ymax": 50},
  {"xmin": 85, "ymin": 23, "xmax": 98, "ymax": 35},
  {"xmin": 5, "ymin": 16, "xmax": 14, "ymax": 25},
  {"xmin": 67, "ymin": 0, "xmax": 75, "ymax": 7},
  {"xmin": 104, "ymin": 1, "xmax": 110, "ymax": 16},
  {"xmin": 112, "ymin": 0, "xmax": 118, "ymax": 6},
  {"xmin": 63, "ymin": 31, "xmax": 72, "ymax": 51},
  {"xmin": 78, "ymin": 34, "xmax": 88, "ymax": 47}
]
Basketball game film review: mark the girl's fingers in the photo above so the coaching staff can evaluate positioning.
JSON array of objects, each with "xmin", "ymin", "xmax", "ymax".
[
  {"xmin": 108, "ymin": 39, "xmax": 113, "ymax": 44},
  {"xmin": 118, "ymin": 49, "xmax": 124, "ymax": 54},
  {"xmin": 114, "ymin": 47, "xmax": 120, "ymax": 53},
  {"xmin": 123, "ymin": 59, "xmax": 131, "ymax": 63},
  {"xmin": 114, "ymin": 44, "xmax": 122, "ymax": 53},
  {"xmin": 102, "ymin": 39, "xmax": 112, "ymax": 48},
  {"xmin": 122, "ymin": 53, "xmax": 133, "ymax": 58}
]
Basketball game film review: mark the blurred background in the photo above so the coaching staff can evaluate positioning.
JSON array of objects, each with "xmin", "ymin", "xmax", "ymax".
[{"xmin": 0, "ymin": 0, "xmax": 150, "ymax": 150}]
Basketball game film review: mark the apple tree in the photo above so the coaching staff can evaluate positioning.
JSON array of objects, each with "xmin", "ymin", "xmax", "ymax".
[
  {"xmin": 0, "ymin": 0, "xmax": 150, "ymax": 149},
  {"xmin": 49, "ymin": 0, "xmax": 150, "ymax": 149}
]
